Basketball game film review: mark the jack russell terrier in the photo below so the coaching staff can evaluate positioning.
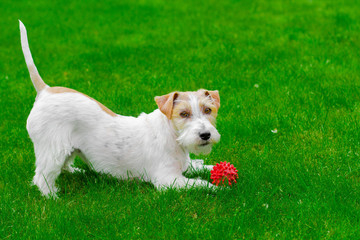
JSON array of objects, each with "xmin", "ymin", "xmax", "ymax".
[{"xmin": 19, "ymin": 20, "xmax": 221, "ymax": 197}]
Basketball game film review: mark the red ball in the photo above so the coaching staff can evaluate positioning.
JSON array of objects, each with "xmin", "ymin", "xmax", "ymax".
[{"xmin": 210, "ymin": 161, "xmax": 238, "ymax": 186}]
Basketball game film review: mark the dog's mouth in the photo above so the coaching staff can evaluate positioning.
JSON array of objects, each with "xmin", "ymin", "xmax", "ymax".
[{"xmin": 199, "ymin": 142, "xmax": 210, "ymax": 147}]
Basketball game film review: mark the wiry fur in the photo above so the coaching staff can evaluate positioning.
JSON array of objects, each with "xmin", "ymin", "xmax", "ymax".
[{"xmin": 19, "ymin": 20, "xmax": 221, "ymax": 197}]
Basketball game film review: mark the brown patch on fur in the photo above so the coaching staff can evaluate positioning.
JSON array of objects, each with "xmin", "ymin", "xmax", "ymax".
[
  {"xmin": 197, "ymin": 91, "xmax": 218, "ymax": 126},
  {"xmin": 155, "ymin": 89, "xmax": 220, "ymax": 122},
  {"xmin": 169, "ymin": 92, "xmax": 192, "ymax": 131},
  {"xmin": 208, "ymin": 91, "xmax": 220, "ymax": 109},
  {"xmin": 47, "ymin": 87, "xmax": 117, "ymax": 117},
  {"xmin": 198, "ymin": 89, "xmax": 220, "ymax": 109},
  {"xmin": 172, "ymin": 93, "xmax": 191, "ymax": 115},
  {"xmin": 155, "ymin": 92, "xmax": 179, "ymax": 119},
  {"xmin": 28, "ymin": 65, "xmax": 47, "ymax": 92}
]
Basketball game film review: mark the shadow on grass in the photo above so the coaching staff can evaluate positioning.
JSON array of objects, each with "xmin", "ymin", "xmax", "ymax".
[
  {"xmin": 57, "ymin": 167, "xmax": 154, "ymax": 197},
  {"xmin": 51, "ymin": 159, "xmax": 231, "ymax": 199}
]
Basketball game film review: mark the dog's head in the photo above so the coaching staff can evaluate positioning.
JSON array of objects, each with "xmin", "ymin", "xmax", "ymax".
[{"xmin": 155, "ymin": 89, "xmax": 220, "ymax": 155}]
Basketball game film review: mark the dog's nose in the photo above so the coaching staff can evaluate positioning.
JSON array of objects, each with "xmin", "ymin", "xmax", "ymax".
[{"xmin": 199, "ymin": 132, "xmax": 211, "ymax": 141}]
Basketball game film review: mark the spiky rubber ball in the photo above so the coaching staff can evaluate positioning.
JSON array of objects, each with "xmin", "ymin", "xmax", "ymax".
[{"xmin": 210, "ymin": 161, "xmax": 238, "ymax": 186}]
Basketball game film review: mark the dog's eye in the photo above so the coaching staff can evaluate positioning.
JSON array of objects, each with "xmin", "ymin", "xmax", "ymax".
[
  {"xmin": 180, "ymin": 111, "xmax": 190, "ymax": 118},
  {"xmin": 204, "ymin": 108, "xmax": 212, "ymax": 114}
]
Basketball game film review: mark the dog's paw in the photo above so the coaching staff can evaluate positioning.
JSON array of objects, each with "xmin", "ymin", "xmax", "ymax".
[
  {"xmin": 203, "ymin": 164, "xmax": 214, "ymax": 171},
  {"xmin": 63, "ymin": 165, "xmax": 84, "ymax": 173},
  {"xmin": 191, "ymin": 159, "xmax": 214, "ymax": 171},
  {"xmin": 45, "ymin": 192, "xmax": 59, "ymax": 199}
]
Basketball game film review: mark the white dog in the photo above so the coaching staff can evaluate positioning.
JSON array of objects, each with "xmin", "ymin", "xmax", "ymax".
[{"xmin": 19, "ymin": 21, "xmax": 221, "ymax": 197}]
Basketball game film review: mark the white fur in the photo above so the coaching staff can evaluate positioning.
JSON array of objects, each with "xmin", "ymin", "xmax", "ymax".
[{"xmin": 20, "ymin": 20, "xmax": 220, "ymax": 197}]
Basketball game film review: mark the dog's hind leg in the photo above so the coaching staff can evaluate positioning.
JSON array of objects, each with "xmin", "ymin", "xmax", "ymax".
[{"xmin": 32, "ymin": 143, "xmax": 70, "ymax": 198}]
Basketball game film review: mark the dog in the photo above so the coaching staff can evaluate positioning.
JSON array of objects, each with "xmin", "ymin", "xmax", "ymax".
[{"xmin": 19, "ymin": 21, "xmax": 221, "ymax": 197}]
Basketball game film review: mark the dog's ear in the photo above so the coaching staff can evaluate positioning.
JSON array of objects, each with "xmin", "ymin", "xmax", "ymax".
[
  {"xmin": 205, "ymin": 90, "xmax": 220, "ymax": 109},
  {"xmin": 155, "ymin": 92, "xmax": 179, "ymax": 119}
]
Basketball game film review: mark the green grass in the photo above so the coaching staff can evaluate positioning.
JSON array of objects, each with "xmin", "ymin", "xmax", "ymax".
[{"xmin": 1, "ymin": 0, "xmax": 360, "ymax": 238}]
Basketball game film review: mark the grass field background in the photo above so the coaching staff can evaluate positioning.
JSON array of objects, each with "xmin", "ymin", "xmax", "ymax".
[{"xmin": 1, "ymin": 0, "xmax": 360, "ymax": 238}]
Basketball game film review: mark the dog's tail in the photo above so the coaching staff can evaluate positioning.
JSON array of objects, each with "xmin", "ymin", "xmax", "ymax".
[{"xmin": 19, "ymin": 20, "xmax": 48, "ymax": 93}]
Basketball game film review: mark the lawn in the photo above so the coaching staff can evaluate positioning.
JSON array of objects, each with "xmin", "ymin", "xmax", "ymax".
[{"xmin": 1, "ymin": 0, "xmax": 360, "ymax": 238}]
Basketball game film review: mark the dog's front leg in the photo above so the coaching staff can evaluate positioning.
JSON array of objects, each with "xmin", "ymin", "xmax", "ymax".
[
  {"xmin": 152, "ymin": 171, "xmax": 214, "ymax": 190},
  {"xmin": 185, "ymin": 159, "xmax": 214, "ymax": 174}
]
